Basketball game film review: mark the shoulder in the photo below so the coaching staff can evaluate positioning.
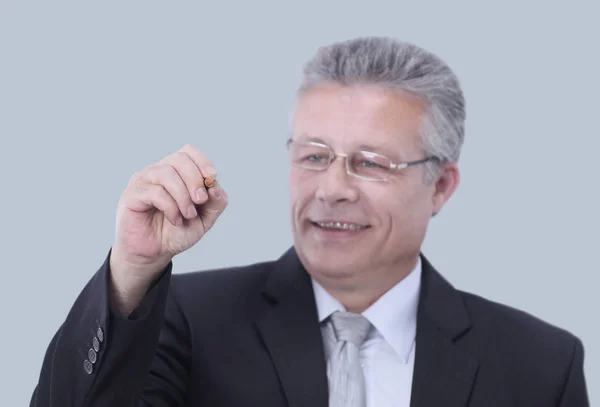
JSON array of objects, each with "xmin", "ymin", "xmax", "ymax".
[
  {"xmin": 461, "ymin": 290, "xmax": 576, "ymax": 341},
  {"xmin": 167, "ymin": 258, "xmax": 275, "ymax": 309},
  {"xmin": 458, "ymin": 289, "xmax": 584, "ymax": 370}
]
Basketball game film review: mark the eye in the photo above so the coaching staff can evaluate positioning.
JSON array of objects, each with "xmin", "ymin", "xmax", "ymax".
[
  {"xmin": 305, "ymin": 154, "xmax": 328, "ymax": 162},
  {"xmin": 358, "ymin": 159, "xmax": 385, "ymax": 169},
  {"xmin": 364, "ymin": 161, "xmax": 379, "ymax": 168}
]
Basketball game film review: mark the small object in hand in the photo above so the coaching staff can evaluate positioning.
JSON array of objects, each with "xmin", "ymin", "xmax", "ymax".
[{"xmin": 204, "ymin": 176, "xmax": 216, "ymax": 188}]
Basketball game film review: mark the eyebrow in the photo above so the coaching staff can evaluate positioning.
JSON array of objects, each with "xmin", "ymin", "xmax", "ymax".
[
  {"xmin": 357, "ymin": 143, "xmax": 401, "ymax": 157},
  {"xmin": 300, "ymin": 135, "xmax": 330, "ymax": 145}
]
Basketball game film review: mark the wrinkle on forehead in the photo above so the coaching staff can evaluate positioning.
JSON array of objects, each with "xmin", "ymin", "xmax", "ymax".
[{"xmin": 292, "ymin": 83, "xmax": 427, "ymax": 154}]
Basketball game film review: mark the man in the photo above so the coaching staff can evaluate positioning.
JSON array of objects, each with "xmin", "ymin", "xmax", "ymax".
[{"xmin": 30, "ymin": 36, "xmax": 589, "ymax": 406}]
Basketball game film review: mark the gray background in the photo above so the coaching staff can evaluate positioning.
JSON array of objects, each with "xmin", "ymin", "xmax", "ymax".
[{"xmin": 1, "ymin": 0, "xmax": 598, "ymax": 404}]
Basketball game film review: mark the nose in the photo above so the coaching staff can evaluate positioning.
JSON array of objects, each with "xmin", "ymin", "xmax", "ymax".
[{"xmin": 315, "ymin": 155, "xmax": 359, "ymax": 204}]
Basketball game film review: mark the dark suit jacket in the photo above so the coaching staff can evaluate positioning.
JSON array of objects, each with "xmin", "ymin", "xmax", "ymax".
[{"xmin": 30, "ymin": 247, "xmax": 589, "ymax": 406}]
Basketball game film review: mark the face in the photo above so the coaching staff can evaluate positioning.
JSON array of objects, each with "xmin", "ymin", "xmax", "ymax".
[{"xmin": 288, "ymin": 83, "xmax": 459, "ymax": 290}]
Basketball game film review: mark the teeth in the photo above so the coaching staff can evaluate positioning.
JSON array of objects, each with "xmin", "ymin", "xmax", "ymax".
[{"xmin": 317, "ymin": 221, "xmax": 365, "ymax": 230}]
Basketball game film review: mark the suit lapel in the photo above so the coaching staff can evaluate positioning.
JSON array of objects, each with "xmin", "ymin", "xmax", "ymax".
[
  {"xmin": 253, "ymin": 248, "xmax": 479, "ymax": 407},
  {"xmin": 410, "ymin": 255, "xmax": 479, "ymax": 407},
  {"xmin": 254, "ymin": 248, "xmax": 329, "ymax": 407}
]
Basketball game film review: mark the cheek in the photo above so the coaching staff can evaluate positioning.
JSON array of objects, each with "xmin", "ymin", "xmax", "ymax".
[
  {"xmin": 382, "ymin": 185, "xmax": 430, "ymax": 230},
  {"xmin": 289, "ymin": 170, "xmax": 315, "ymax": 211},
  {"xmin": 288, "ymin": 170, "xmax": 301, "ymax": 197}
]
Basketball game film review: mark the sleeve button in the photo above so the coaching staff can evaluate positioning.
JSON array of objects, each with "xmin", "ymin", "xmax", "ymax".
[
  {"xmin": 88, "ymin": 349, "xmax": 97, "ymax": 364},
  {"xmin": 83, "ymin": 359, "xmax": 93, "ymax": 374}
]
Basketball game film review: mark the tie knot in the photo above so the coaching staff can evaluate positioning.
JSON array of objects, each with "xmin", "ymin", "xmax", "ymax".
[{"xmin": 329, "ymin": 311, "xmax": 371, "ymax": 347}]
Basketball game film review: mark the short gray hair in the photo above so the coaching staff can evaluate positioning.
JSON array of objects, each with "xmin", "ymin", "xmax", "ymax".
[{"xmin": 296, "ymin": 36, "xmax": 466, "ymax": 183}]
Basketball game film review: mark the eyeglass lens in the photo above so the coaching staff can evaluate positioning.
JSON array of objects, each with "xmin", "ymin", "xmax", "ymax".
[{"xmin": 289, "ymin": 143, "xmax": 391, "ymax": 180}]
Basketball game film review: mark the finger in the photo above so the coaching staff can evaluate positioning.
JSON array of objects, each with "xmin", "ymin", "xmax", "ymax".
[
  {"xmin": 179, "ymin": 144, "xmax": 217, "ymax": 179},
  {"xmin": 159, "ymin": 152, "xmax": 208, "ymax": 205},
  {"xmin": 197, "ymin": 180, "xmax": 228, "ymax": 232},
  {"xmin": 141, "ymin": 164, "xmax": 198, "ymax": 220},
  {"xmin": 126, "ymin": 183, "xmax": 183, "ymax": 226}
]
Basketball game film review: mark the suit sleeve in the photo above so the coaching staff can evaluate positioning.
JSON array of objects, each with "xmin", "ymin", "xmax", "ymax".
[
  {"xmin": 558, "ymin": 336, "xmax": 590, "ymax": 407},
  {"xmin": 29, "ymin": 248, "xmax": 192, "ymax": 407}
]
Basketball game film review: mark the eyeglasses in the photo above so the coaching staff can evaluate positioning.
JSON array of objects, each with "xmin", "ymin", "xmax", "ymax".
[{"xmin": 286, "ymin": 139, "xmax": 438, "ymax": 182}]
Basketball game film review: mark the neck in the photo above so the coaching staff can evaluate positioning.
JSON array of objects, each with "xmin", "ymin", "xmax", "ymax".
[{"xmin": 313, "ymin": 254, "xmax": 420, "ymax": 313}]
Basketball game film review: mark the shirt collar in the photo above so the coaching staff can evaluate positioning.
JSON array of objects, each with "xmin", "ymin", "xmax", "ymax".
[{"xmin": 311, "ymin": 256, "xmax": 422, "ymax": 364}]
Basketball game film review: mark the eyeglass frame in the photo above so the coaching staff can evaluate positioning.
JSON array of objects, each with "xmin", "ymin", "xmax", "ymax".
[{"xmin": 285, "ymin": 138, "xmax": 439, "ymax": 182}]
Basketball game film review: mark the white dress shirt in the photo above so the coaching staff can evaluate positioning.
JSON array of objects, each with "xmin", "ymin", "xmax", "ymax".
[{"xmin": 311, "ymin": 257, "xmax": 421, "ymax": 407}]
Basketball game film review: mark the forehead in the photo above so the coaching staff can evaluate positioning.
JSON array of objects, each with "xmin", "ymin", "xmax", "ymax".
[{"xmin": 291, "ymin": 83, "xmax": 426, "ymax": 151}]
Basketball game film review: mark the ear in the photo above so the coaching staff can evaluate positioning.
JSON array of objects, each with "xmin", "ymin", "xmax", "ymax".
[{"xmin": 431, "ymin": 162, "xmax": 460, "ymax": 217}]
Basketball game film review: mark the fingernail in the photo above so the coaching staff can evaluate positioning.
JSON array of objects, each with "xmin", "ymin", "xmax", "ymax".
[
  {"xmin": 188, "ymin": 205, "xmax": 197, "ymax": 218},
  {"xmin": 195, "ymin": 188, "xmax": 207, "ymax": 201},
  {"xmin": 214, "ymin": 187, "xmax": 222, "ymax": 199}
]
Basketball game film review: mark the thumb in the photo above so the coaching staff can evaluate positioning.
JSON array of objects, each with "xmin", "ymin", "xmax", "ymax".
[{"xmin": 198, "ymin": 181, "xmax": 228, "ymax": 232}]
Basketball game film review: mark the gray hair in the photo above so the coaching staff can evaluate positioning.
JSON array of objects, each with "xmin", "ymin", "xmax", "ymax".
[{"xmin": 296, "ymin": 36, "xmax": 466, "ymax": 183}]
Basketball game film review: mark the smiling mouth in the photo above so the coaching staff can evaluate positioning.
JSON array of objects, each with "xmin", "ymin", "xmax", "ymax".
[{"xmin": 310, "ymin": 221, "xmax": 371, "ymax": 231}]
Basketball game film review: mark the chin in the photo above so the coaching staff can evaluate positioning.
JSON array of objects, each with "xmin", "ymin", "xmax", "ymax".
[{"xmin": 297, "ymin": 241, "xmax": 364, "ymax": 278}]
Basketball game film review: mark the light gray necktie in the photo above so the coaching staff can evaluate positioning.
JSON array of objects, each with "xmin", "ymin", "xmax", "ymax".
[{"xmin": 326, "ymin": 311, "xmax": 372, "ymax": 407}]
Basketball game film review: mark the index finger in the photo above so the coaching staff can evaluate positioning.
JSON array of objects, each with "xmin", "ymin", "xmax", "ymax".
[{"xmin": 179, "ymin": 144, "xmax": 217, "ymax": 178}]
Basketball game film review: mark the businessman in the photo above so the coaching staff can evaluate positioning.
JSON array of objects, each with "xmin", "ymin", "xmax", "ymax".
[{"xmin": 30, "ymin": 36, "xmax": 589, "ymax": 406}]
